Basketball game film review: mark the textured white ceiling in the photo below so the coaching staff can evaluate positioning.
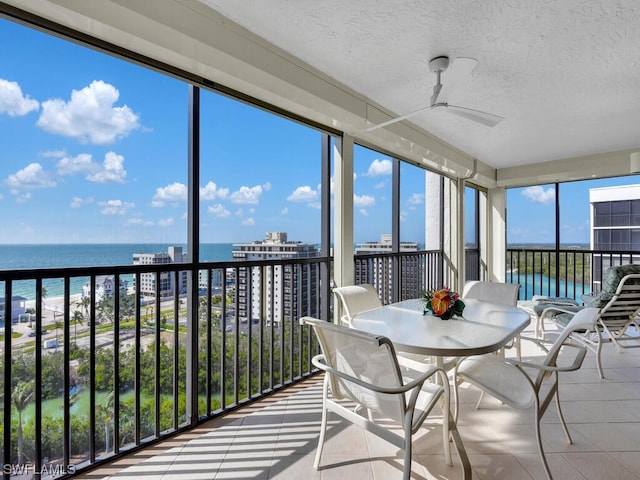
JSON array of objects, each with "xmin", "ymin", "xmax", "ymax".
[{"xmin": 199, "ymin": 0, "xmax": 640, "ymax": 169}]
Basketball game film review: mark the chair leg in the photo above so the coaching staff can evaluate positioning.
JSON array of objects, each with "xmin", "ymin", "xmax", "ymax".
[
  {"xmin": 402, "ymin": 418, "xmax": 413, "ymax": 480},
  {"xmin": 448, "ymin": 413, "xmax": 472, "ymax": 480},
  {"xmin": 534, "ymin": 408, "xmax": 553, "ymax": 480},
  {"xmin": 595, "ymin": 333, "xmax": 605, "ymax": 379},
  {"xmin": 313, "ymin": 375, "xmax": 330, "ymax": 470},
  {"xmin": 554, "ymin": 389, "xmax": 573, "ymax": 445}
]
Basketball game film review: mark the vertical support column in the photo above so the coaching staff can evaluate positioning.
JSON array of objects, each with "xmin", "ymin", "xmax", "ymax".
[
  {"xmin": 487, "ymin": 187, "xmax": 507, "ymax": 282},
  {"xmin": 391, "ymin": 158, "xmax": 400, "ymax": 302},
  {"xmin": 478, "ymin": 189, "xmax": 488, "ymax": 280},
  {"xmin": 425, "ymin": 171, "xmax": 443, "ymax": 287},
  {"xmin": 320, "ymin": 134, "xmax": 332, "ymax": 321},
  {"xmin": 445, "ymin": 176, "xmax": 462, "ymax": 291},
  {"xmin": 456, "ymin": 177, "xmax": 466, "ymax": 290},
  {"xmin": 333, "ymin": 134, "xmax": 355, "ymax": 289},
  {"xmin": 186, "ymin": 85, "xmax": 200, "ymax": 425}
]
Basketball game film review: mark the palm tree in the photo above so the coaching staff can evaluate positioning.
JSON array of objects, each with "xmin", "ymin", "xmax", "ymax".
[
  {"xmin": 72, "ymin": 310, "xmax": 83, "ymax": 343},
  {"xmin": 75, "ymin": 296, "xmax": 90, "ymax": 324},
  {"xmin": 12, "ymin": 381, "xmax": 34, "ymax": 464}
]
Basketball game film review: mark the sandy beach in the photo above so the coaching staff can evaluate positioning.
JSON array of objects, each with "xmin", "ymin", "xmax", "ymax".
[{"xmin": 25, "ymin": 293, "xmax": 84, "ymax": 322}]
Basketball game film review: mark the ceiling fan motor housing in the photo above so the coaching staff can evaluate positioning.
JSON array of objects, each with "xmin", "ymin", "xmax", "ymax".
[{"xmin": 429, "ymin": 55, "xmax": 449, "ymax": 73}]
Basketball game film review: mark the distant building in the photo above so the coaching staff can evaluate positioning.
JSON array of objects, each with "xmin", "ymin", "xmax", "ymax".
[
  {"xmin": 355, "ymin": 234, "xmax": 420, "ymax": 300},
  {"xmin": 232, "ymin": 232, "xmax": 319, "ymax": 325},
  {"xmin": 82, "ymin": 275, "xmax": 129, "ymax": 302},
  {"xmin": 0, "ymin": 295, "xmax": 27, "ymax": 322},
  {"xmin": 133, "ymin": 246, "xmax": 188, "ymax": 297},
  {"xmin": 590, "ymin": 184, "xmax": 640, "ymax": 286}
]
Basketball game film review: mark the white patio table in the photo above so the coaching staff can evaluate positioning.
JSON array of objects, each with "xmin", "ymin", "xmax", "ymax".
[{"xmin": 350, "ymin": 298, "xmax": 531, "ymax": 368}]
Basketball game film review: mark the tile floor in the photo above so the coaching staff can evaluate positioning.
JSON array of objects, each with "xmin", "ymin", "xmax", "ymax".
[{"xmin": 75, "ymin": 320, "xmax": 640, "ymax": 480}]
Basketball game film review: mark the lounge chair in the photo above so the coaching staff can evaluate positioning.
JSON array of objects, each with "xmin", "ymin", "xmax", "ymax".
[{"xmin": 536, "ymin": 264, "xmax": 640, "ymax": 378}]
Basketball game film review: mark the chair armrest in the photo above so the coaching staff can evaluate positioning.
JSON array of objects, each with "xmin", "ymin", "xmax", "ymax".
[
  {"xmin": 311, "ymin": 353, "xmax": 446, "ymax": 395},
  {"xmin": 539, "ymin": 305, "xmax": 581, "ymax": 318},
  {"xmin": 503, "ymin": 343, "xmax": 587, "ymax": 373}
]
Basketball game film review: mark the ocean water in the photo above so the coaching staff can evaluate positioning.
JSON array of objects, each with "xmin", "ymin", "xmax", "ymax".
[{"xmin": 0, "ymin": 243, "xmax": 234, "ymax": 300}]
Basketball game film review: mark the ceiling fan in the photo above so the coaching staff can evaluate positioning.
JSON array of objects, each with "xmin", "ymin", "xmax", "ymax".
[{"xmin": 364, "ymin": 56, "xmax": 503, "ymax": 132}]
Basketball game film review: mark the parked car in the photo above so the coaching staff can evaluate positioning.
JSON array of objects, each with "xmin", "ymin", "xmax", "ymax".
[{"xmin": 28, "ymin": 328, "xmax": 48, "ymax": 337}]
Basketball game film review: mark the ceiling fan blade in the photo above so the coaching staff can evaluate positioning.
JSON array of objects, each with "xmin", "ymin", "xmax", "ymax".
[
  {"xmin": 363, "ymin": 104, "xmax": 431, "ymax": 132},
  {"xmin": 436, "ymin": 57, "xmax": 477, "ymax": 103},
  {"xmin": 446, "ymin": 104, "xmax": 503, "ymax": 127}
]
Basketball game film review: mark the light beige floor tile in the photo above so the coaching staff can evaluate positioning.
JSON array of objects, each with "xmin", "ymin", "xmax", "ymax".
[
  {"xmin": 311, "ymin": 453, "xmax": 374, "ymax": 479},
  {"xmin": 467, "ymin": 453, "xmax": 534, "ymax": 480},
  {"xmin": 563, "ymin": 452, "xmax": 640, "ymax": 480}
]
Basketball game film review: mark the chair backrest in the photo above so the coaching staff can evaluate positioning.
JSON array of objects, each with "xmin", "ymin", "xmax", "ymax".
[
  {"xmin": 587, "ymin": 264, "xmax": 640, "ymax": 308},
  {"xmin": 462, "ymin": 281, "xmax": 520, "ymax": 307},
  {"xmin": 300, "ymin": 316, "xmax": 405, "ymax": 422},
  {"xmin": 596, "ymin": 273, "xmax": 640, "ymax": 326},
  {"xmin": 333, "ymin": 284, "xmax": 382, "ymax": 326}
]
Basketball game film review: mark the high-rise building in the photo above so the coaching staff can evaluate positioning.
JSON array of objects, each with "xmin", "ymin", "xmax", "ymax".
[
  {"xmin": 355, "ymin": 234, "xmax": 420, "ymax": 300},
  {"xmin": 590, "ymin": 184, "xmax": 640, "ymax": 286},
  {"xmin": 232, "ymin": 232, "xmax": 319, "ymax": 325},
  {"xmin": 133, "ymin": 246, "xmax": 188, "ymax": 297}
]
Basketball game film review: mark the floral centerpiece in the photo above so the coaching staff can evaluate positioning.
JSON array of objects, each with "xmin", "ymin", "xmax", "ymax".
[{"xmin": 422, "ymin": 287, "xmax": 465, "ymax": 320}]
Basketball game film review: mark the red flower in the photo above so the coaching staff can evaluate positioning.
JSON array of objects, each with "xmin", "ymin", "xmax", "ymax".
[{"xmin": 431, "ymin": 288, "xmax": 452, "ymax": 315}]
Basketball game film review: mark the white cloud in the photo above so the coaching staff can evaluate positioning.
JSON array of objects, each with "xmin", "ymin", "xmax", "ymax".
[
  {"xmin": 374, "ymin": 181, "xmax": 386, "ymax": 189},
  {"xmin": 98, "ymin": 199, "xmax": 134, "ymax": 215},
  {"xmin": 0, "ymin": 79, "xmax": 39, "ymax": 116},
  {"xmin": 230, "ymin": 185, "xmax": 264, "ymax": 204},
  {"xmin": 242, "ymin": 217, "xmax": 255, "ymax": 226},
  {"xmin": 16, "ymin": 192, "xmax": 32, "ymax": 203},
  {"xmin": 287, "ymin": 185, "xmax": 319, "ymax": 202},
  {"xmin": 522, "ymin": 186, "xmax": 555, "ymax": 205},
  {"xmin": 57, "ymin": 153, "xmax": 96, "ymax": 175},
  {"xmin": 87, "ymin": 151, "xmax": 127, "ymax": 183},
  {"xmin": 235, "ymin": 208, "xmax": 244, "ymax": 217},
  {"xmin": 407, "ymin": 193, "xmax": 424, "ymax": 205},
  {"xmin": 70, "ymin": 196, "xmax": 88, "ymax": 208},
  {"xmin": 126, "ymin": 217, "xmax": 153, "ymax": 227},
  {"xmin": 37, "ymin": 80, "xmax": 139, "ymax": 144},
  {"xmin": 158, "ymin": 217, "xmax": 174, "ymax": 227},
  {"xmin": 281, "ymin": 207, "xmax": 289, "ymax": 215},
  {"xmin": 353, "ymin": 194, "xmax": 375, "ymax": 207},
  {"xmin": 359, "ymin": 208, "xmax": 369, "ymax": 216},
  {"xmin": 152, "ymin": 182, "xmax": 187, "ymax": 206},
  {"xmin": 40, "ymin": 149, "xmax": 66, "ymax": 159},
  {"xmin": 200, "ymin": 181, "xmax": 229, "ymax": 200},
  {"xmin": 365, "ymin": 159, "xmax": 392, "ymax": 176},
  {"xmin": 5, "ymin": 163, "xmax": 56, "ymax": 189},
  {"xmin": 308, "ymin": 202, "xmax": 321, "ymax": 210},
  {"xmin": 263, "ymin": 181, "xmax": 272, "ymax": 191},
  {"xmin": 208, "ymin": 204, "xmax": 231, "ymax": 218}
]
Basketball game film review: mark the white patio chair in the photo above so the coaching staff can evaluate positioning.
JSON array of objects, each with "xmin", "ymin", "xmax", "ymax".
[
  {"xmin": 332, "ymin": 283, "xmax": 382, "ymax": 327},
  {"xmin": 453, "ymin": 307, "xmax": 593, "ymax": 480},
  {"xmin": 333, "ymin": 283, "xmax": 435, "ymax": 370},
  {"xmin": 300, "ymin": 316, "xmax": 471, "ymax": 480},
  {"xmin": 462, "ymin": 280, "xmax": 522, "ymax": 357},
  {"xmin": 462, "ymin": 280, "xmax": 520, "ymax": 307},
  {"xmin": 537, "ymin": 271, "xmax": 640, "ymax": 379},
  {"xmin": 461, "ymin": 280, "xmax": 523, "ymax": 408}
]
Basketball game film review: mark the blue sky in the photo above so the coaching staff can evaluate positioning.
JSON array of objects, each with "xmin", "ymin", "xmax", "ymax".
[{"xmin": 2, "ymin": 18, "xmax": 638, "ymax": 247}]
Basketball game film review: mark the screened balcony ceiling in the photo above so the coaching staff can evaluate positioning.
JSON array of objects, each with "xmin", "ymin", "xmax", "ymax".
[{"xmin": 8, "ymin": 0, "xmax": 640, "ymax": 187}]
